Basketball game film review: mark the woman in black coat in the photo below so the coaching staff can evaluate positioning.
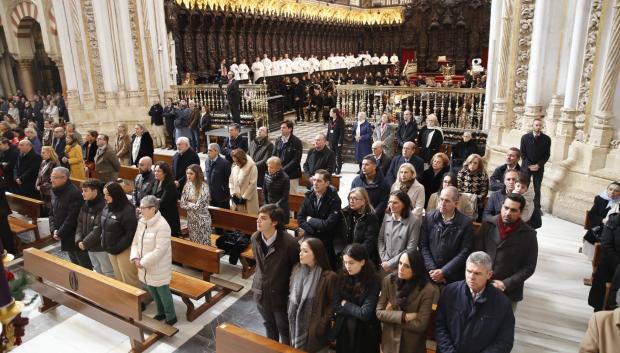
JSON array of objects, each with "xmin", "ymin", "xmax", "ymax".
[
  {"xmin": 333, "ymin": 244, "xmax": 381, "ymax": 353},
  {"xmin": 129, "ymin": 123, "xmax": 154, "ymax": 166},
  {"xmin": 420, "ymin": 152, "xmax": 450, "ymax": 208},
  {"xmin": 338, "ymin": 187, "xmax": 380, "ymax": 266},
  {"xmin": 326, "ymin": 108, "xmax": 345, "ymax": 174},
  {"xmin": 584, "ymin": 182, "xmax": 620, "ymax": 244},
  {"xmin": 589, "ymin": 212, "xmax": 620, "ymax": 311},
  {"xmin": 152, "ymin": 161, "xmax": 181, "ymax": 236},
  {"xmin": 262, "ymin": 156, "xmax": 290, "ymax": 223}
]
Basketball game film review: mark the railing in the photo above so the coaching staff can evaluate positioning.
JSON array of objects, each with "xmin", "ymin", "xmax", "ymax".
[{"xmin": 334, "ymin": 85, "xmax": 486, "ymax": 131}]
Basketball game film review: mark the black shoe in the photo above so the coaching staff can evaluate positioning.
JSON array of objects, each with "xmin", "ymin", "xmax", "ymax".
[
  {"xmin": 165, "ymin": 318, "xmax": 178, "ymax": 325},
  {"xmin": 153, "ymin": 314, "xmax": 166, "ymax": 321},
  {"xmin": 141, "ymin": 303, "xmax": 147, "ymax": 311}
]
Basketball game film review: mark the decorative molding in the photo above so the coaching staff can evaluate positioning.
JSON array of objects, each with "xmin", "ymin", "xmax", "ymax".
[
  {"xmin": 10, "ymin": 1, "xmax": 39, "ymax": 36},
  {"xmin": 577, "ymin": 0, "xmax": 603, "ymax": 114},
  {"xmin": 511, "ymin": 0, "xmax": 535, "ymax": 130},
  {"xmin": 80, "ymin": 0, "xmax": 107, "ymax": 108},
  {"xmin": 129, "ymin": 0, "xmax": 147, "ymax": 102}
]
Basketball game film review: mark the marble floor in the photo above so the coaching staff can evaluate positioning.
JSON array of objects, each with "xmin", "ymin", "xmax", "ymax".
[{"xmin": 9, "ymin": 128, "xmax": 595, "ymax": 352}]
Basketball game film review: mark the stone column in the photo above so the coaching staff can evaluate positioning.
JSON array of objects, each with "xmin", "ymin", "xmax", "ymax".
[
  {"xmin": 488, "ymin": 0, "xmax": 512, "ymax": 146},
  {"xmin": 482, "ymin": 0, "xmax": 504, "ymax": 130},
  {"xmin": 553, "ymin": 0, "xmax": 590, "ymax": 160},
  {"xmin": 589, "ymin": 0, "xmax": 620, "ymax": 154},
  {"xmin": 523, "ymin": 0, "xmax": 550, "ymax": 131},
  {"xmin": 16, "ymin": 59, "xmax": 35, "ymax": 100}
]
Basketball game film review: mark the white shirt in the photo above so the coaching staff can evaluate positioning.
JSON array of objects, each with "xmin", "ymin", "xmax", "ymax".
[
  {"xmin": 309, "ymin": 57, "xmax": 320, "ymax": 72},
  {"xmin": 230, "ymin": 64, "xmax": 240, "ymax": 80},
  {"xmin": 390, "ymin": 55, "xmax": 399, "ymax": 65},
  {"xmin": 301, "ymin": 60, "xmax": 312, "ymax": 74},
  {"xmin": 251, "ymin": 61, "xmax": 265, "ymax": 83},
  {"xmin": 283, "ymin": 58, "xmax": 293, "ymax": 74},
  {"xmin": 320, "ymin": 59, "xmax": 330, "ymax": 71},
  {"xmin": 370, "ymin": 56, "xmax": 380, "ymax": 65},
  {"xmin": 261, "ymin": 230, "xmax": 278, "ymax": 247},
  {"xmin": 131, "ymin": 135, "xmax": 141, "ymax": 164},
  {"xmin": 379, "ymin": 55, "xmax": 389, "ymax": 65},
  {"xmin": 291, "ymin": 59, "xmax": 302, "ymax": 73},
  {"xmin": 272, "ymin": 61, "xmax": 282, "ymax": 75},
  {"xmin": 262, "ymin": 58, "xmax": 272, "ymax": 76},
  {"xmin": 238, "ymin": 63, "xmax": 250, "ymax": 80}
]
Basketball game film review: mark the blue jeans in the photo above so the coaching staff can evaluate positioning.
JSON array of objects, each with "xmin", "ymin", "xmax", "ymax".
[{"xmin": 190, "ymin": 129, "xmax": 199, "ymax": 151}]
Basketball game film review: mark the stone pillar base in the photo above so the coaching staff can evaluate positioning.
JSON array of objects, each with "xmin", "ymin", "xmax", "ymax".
[{"xmin": 523, "ymin": 105, "xmax": 545, "ymax": 131}]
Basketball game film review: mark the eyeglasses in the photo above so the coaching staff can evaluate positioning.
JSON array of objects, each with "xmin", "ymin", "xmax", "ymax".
[{"xmin": 139, "ymin": 206, "xmax": 154, "ymax": 210}]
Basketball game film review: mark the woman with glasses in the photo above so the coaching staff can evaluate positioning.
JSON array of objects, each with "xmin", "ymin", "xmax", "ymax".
[
  {"xmin": 427, "ymin": 172, "xmax": 476, "ymax": 219},
  {"xmin": 338, "ymin": 187, "xmax": 380, "ymax": 266}
]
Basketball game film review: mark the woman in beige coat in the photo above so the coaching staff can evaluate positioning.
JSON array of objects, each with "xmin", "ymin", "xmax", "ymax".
[
  {"xmin": 391, "ymin": 163, "xmax": 425, "ymax": 212},
  {"xmin": 376, "ymin": 249, "xmax": 439, "ymax": 353},
  {"xmin": 229, "ymin": 148, "xmax": 259, "ymax": 214},
  {"xmin": 115, "ymin": 123, "xmax": 131, "ymax": 165}
]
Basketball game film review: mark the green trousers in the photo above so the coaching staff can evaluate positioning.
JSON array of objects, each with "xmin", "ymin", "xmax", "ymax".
[{"xmin": 146, "ymin": 284, "xmax": 176, "ymax": 321}]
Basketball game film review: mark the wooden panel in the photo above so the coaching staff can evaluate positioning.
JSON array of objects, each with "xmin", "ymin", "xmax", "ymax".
[
  {"xmin": 170, "ymin": 271, "xmax": 215, "ymax": 300},
  {"xmin": 23, "ymin": 248, "xmax": 146, "ymax": 321},
  {"xmin": 119, "ymin": 165, "xmax": 139, "ymax": 181},
  {"xmin": 256, "ymin": 188, "xmax": 305, "ymax": 214},
  {"xmin": 171, "ymin": 237, "xmax": 221, "ymax": 275},
  {"xmin": 153, "ymin": 153, "xmax": 174, "ymax": 166},
  {"xmin": 209, "ymin": 206, "xmax": 257, "ymax": 235},
  {"xmin": 6, "ymin": 192, "xmax": 43, "ymax": 221},
  {"xmin": 8, "ymin": 215, "xmax": 37, "ymax": 235},
  {"xmin": 216, "ymin": 323, "xmax": 305, "ymax": 353}
]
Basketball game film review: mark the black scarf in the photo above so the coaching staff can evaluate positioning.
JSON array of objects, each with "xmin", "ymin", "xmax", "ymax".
[{"xmin": 394, "ymin": 276, "xmax": 416, "ymax": 309}]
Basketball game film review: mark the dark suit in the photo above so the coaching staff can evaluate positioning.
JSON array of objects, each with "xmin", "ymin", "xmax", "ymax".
[
  {"xmin": 386, "ymin": 154, "xmax": 425, "ymax": 185},
  {"xmin": 14, "ymin": 149, "xmax": 42, "ymax": 199},
  {"xmin": 148, "ymin": 103, "xmax": 164, "ymax": 126},
  {"xmin": 374, "ymin": 153, "xmax": 391, "ymax": 177},
  {"xmin": 204, "ymin": 156, "xmax": 231, "ymax": 208},
  {"xmin": 520, "ymin": 132, "xmax": 551, "ymax": 210},
  {"xmin": 273, "ymin": 134, "xmax": 303, "ymax": 180},
  {"xmin": 419, "ymin": 127, "xmax": 444, "ymax": 163},
  {"xmin": 52, "ymin": 137, "xmax": 66, "ymax": 161},
  {"xmin": 172, "ymin": 148, "xmax": 200, "ymax": 194},
  {"xmin": 162, "ymin": 105, "xmax": 177, "ymax": 145},
  {"xmin": 291, "ymin": 82, "xmax": 306, "ymax": 122},
  {"xmin": 227, "ymin": 79, "xmax": 241, "ymax": 124},
  {"xmin": 0, "ymin": 178, "xmax": 15, "ymax": 253},
  {"xmin": 129, "ymin": 132, "xmax": 154, "ymax": 166},
  {"xmin": 489, "ymin": 164, "xmax": 521, "ymax": 192},
  {"xmin": 221, "ymin": 135, "xmax": 248, "ymax": 163},
  {"xmin": 396, "ymin": 121, "xmax": 418, "ymax": 149}
]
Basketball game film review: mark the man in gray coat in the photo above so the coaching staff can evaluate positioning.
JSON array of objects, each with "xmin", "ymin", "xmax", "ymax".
[
  {"xmin": 174, "ymin": 99, "xmax": 192, "ymax": 141},
  {"xmin": 250, "ymin": 126, "xmax": 274, "ymax": 187},
  {"xmin": 94, "ymin": 134, "xmax": 121, "ymax": 182}
]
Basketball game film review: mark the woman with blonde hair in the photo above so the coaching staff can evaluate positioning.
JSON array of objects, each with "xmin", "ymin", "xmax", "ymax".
[
  {"xmin": 229, "ymin": 149, "xmax": 259, "ymax": 213},
  {"xmin": 37, "ymin": 146, "xmax": 59, "ymax": 210},
  {"xmin": 63, "ymin": 132, "xmax": 86, "ymax": 179},
  {"xmin": 180, "ymin": 164, "xmax": 212, "ymax": 245},
  {"xmin": 420, "ymin": 152, "xmax": 450, "ymax": 208},
  {"xmin": 338, "ymin": 187, "xmax": 380, "ymax": 265},
  {"xmin": 391, "ymin": 163, "xmax": 425, "ymax": 211},
  {"xmin": 115, "ymin": 123, "xmax": 131, "ymax": 165},
  {"xmin": 456, "ymin": 153, "xmax": 488, "ymax": 217}
]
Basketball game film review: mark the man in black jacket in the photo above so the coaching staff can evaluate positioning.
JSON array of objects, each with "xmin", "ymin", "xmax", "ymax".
[
  {"xmin": 50, "ymin": 167, "xmax": 93, "ymax": 269},
  {"xmin": 490, "ymin": 147, "xmax": 521, "ymax": 192},
  {"xmin": 205, "ymin": 143, "xmax": 231, "ymax": 208},
  {"xmin": 297, "ymin": 169, "xmax": 341, "ymax": 266},
  {"xmin": 273, "ymin": 120, "xmax": 303, "ymax": 193},
  {"xmin": 386, "ymin": 141, "xmax": 424, "ymax": 185},
  {"xmin": 307, "ymin": 85, "xmax": 323, "ymax": 122},
  {"xmin": 172, "ymin": 137, "xmax": 200, "ymax": 194},
  {"xmin": 14, "ymin": 140, "xmax": 42, "ymax": 199},
  {"xmin": 0, "ymin": 138, "xmax": 18, "ymax": 192},
  {"xmin": 291, "ymin": 77, "xmax": 306, "ymax": 123},
  {"xmin": 420, "ymin": 186, "xmax": 473, "ymax": 284},
  {"xmin": 396, "ymin": 110, "xmax": 418, "ymax": 151},
  {"xmin": 350, "ymin": 155, "xmax": 390, "ymax": 221},
  {"xmin": 226, "ymin": 72, "xmax": 241, "ymax": 124},
  {"xmin": 250, "ymin": 127, "xmax": 274, "ymax": 187},
  {"xmin": 148, "ymin": 99, "xmax": 166, "ymax": 148},
  {"xmin": 483, "ymin": 169, "xmax": 519, "ymax": 222},
  {"xmin": 326, "ymin": 108, "xmax": 344, "ymax": 174},
  {"xmin": 162, "ymin": 98, "xmax": 177, "ymax": 149},
  {"xmin": 221, "ymin": 123, "xmax": 248, "ymax": 163},
  {"xmin": 475, "ymin": 194, "xmax": 538, "ymax": 310},
  {"xmin": 303, "ymin": 133, "xmax": 336, "ymax": 182},
  {"xmin": 372, "ymin": 141, "xmax": 391, "ymax": 176},
  {"xmin": 520, "ymin": 119, "xmax": 551, "ymax": 211},
  {"xmin": 51, "ymin": 126, "xmax": 66, "ymax": 161},
  {"xmin": 133, "ymin": 157, "xmax": 155, "ymax": 208}
]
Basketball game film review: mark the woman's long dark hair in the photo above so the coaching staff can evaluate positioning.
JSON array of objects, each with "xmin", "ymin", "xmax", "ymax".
[
  {"xmin": 389, "ymin": 190, "xmax": 412, "ymax": 219},
  {"xmin": 104, "ymin": 182, "xmax": 133, "ymax": 212},
  {"xmin": 304, "ymin": 238, "xmax": 332, "ymax": 272},
  {"xmin": 339, "ymin": 243, "xmax": 378, "ymax": 299},
  {"xmin": 392, "ymin": 249, "xmax": 430, "ymax": 308},
  {"xmin": 155, "ymin": 161, "xmax": 174, "ymax": 185},
  {"xmin": 439, "ymin": 172, "xmax": 457, "ymax": 191}
]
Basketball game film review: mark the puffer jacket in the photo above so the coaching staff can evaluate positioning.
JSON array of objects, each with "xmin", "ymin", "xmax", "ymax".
[
  {"xmin": 101, "ymin": 204, "xmax": 138, "ymax": 255},
  {"xmin": 338, "ymin": 206, "xmax": 380, "ymax": 264},
  {"xmin": 130, "ymin": 211, "xmax": 172, "ymax": 287},
  {"xmin": 49, "ymin": 182, "xmax": 83, "ymax": 251},
  {"xmin": 74, "ymin": 194, "xmax": 105, "ymax": 252},
  {"xmin": 262, "ymin": 169, "xmax": 290, "ymax": 219}
]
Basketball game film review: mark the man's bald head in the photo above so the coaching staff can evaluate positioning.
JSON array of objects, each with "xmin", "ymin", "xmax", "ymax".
[{"xmin": 138, "ymin": 157, "xmax": 153, "ymax": 173}]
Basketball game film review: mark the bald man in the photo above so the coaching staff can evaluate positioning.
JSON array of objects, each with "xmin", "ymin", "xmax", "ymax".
[
  {"xmin": 15, "ymin": 139, "xmax": 42, "ymax": 199},
  {"xmin": 133, "ymin": 157, "xmax": 155, "ymax": 207}
]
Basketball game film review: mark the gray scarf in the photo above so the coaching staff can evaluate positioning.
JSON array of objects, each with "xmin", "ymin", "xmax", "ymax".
[{"xmin": 288, "ymin": 264, "xmax": 322, "ymax": 350}]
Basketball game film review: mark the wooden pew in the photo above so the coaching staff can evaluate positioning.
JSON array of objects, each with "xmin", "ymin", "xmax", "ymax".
[
  {"xmin": 118, "ymin": 165, "xmax": 139, "ymax": 194},
  {"xmin": 170, "ymin": 237, "xmax": 243, "ymax": 321},
  {"xmin": 153, "ymin": 153, "xmax": 174, "ymax": 166},
  {"xmin": 6, "ymin": 193, "xmax": 46, "ymax": 249},
  {"xmin": 299, "ymin": 173, "xmax": 340, "ymax": 191},
  {"xmin": 216, "ymin": 323, "xmax": 304, "ymax": 353},
  {"xmin": 24, "ymin": 248, "xmax": 177, "ymax": 352},
  {"xmin": 256, "ymin": 187, "xmax": 304, "ymax": 223}
]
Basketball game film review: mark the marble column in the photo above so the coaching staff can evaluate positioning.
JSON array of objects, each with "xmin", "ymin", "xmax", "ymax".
[
  {"xmin": 16, "ymin": 59, "xmax": 35, "ymax": 100},
  {"xmin": 553, "ymin": 0, "xmax": 590, "ymax": 160},
  {"xmin": 523, "ymin": 0, "xmax": 549, "ymax": 130},
  {"xmin": 482, "ymin": 0, "xmax": 503, "ymax": 130},
  {"xmin": 488, "ymin": 0, "xmax": 512, "ymax": 146}
]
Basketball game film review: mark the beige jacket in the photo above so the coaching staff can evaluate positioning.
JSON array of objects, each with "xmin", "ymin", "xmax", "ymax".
[
  {"xmin": 391, "ymin": 180, "xmax": 426, "ymax": 210},
  {"xmin": 130, "ymin": 211, "xmax": 172, "ymax": 287},
  {"xmin": 579, "ymin": 308, "xmax": 620, "ymax": 353},
  {"xmin": 229, "ymin": 157, "xmax": 259, "ymax": 214}
]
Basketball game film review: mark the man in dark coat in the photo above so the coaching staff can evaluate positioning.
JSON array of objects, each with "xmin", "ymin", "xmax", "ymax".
[
  {"xmin": 326, "ymin": 109, "xmax": 345, "ymax": 174},
  {"xmin": 483, "ymin": 169, "xmax": 519, "ymax": 222},
  {"xmin": 226, "ymin": 72, "xmax": 241, "ymax": 124},
  {"xmin": 490, "ymin": 147, "xmax": 521, "ymax": 192},
  {"xmin": 386, "ymin": 141, "xmax": 424, "ymax": 185},
  {"xmin": 14, "ymin": 140, "xmax": 42, "ymax": 199},
  {"xmin": 33, "ymin": 95, "xmax": 45, "ymax": 132},
  {"xmin": 436, "ymin": 251, "xmax": 515, "ymax": 352},
  {"xmin": 420, "ymin": 186, "xmax": 473, "ymax": 284},
  {"xmin": 133, "ymin": 157, "xmax": 156, "ymax": 208},
  {"xmin": 371, "ymin": 141, "xmax": 391, "ymax": 177},
  {"xmin": 49, "ymin": 166, "xmax": 93, "ymax": 269},
  {"xmin": 291, "ymin": 77, "xmax": 306, "ymax": 123},
  {"xmin": 297, "ymin": 170, "xmax": 341, "ymax": 266},
  {"xmin": 51, "ymin": 126, "xmax": 66, "ymax": 161},
  {"xmin": 350, "ymin": 155, "xmax": 390, "ymax": 221},
  {"xmin": 395, "ymin": 110, "xmax": 417, "ymax": 151},
  {"xmin": 273, "ymin": 120, "xmax": 303, "ymax": 193},
  {"xmin": 250, "ymin": 126, "xmax": 274, "ymax": 188},
  {"xmin": 303, "ymin": 133, "xmax": 336, "ymax": 181},
  {"xmin": 172, "ymin": 137, "xmax": 200, "ymax": 195},
  {"xmin": 221, "ymin": 123, "xmax": 248, "ymax": 163},
  {"xmin": 205, "ymin": 143, "xmax": 231, "ymax": 208},
  {"xmin": 0, "ymin": 138, "xmax": 18, "ymax": 192},
  {"xmin": 475, "ymin": 194, "xmax": 538, "ymax": 308},
  {"xmin": 148, "ymin": 99, "xmax": 165, "ymax": 148},
  {"xmin": 520, "ymin": 118, "xmax": 551, "ymax": 210},
  {"xmin": 162, "ymin": 98, "xmax": 177, "ymax": 148}
]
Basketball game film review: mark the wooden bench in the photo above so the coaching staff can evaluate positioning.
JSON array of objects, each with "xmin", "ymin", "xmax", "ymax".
[
  {"xmin": 170, "ymin": 237, "xmax": 243, "ymax": 321},
  {"xmin": 299, "ymin": 173, "xmax": 340, "ymax": 191},
  {"xmin": 256, "ymin": 187, "xmax": 304, "ymax": 226},
  {"xmin": 153, "ymin": 153, "xmax": 173, "ymax": 166},
  {"xmin": 24, "ymin": 248, "xmax": 177, "ymax": 352},
  {"xmin": 6, "ymin": 193, "xmax": 47, "ymax": 250},
  {"xmin": 216, "ymin": 323, "xmax": 304, "ymax": 353},
  {"xmin": 118, "ymin": 165, "xmax": 139, "ymax": 194}
]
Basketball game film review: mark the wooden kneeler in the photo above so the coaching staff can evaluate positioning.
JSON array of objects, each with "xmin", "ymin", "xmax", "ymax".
[{"xmin": 24, "ymin": 248, "xmax": 178, "ymax": 353}]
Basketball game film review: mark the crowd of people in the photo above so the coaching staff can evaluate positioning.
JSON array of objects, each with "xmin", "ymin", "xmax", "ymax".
[{"xmin": 1, "ymin": 100, "xmax": 561, "ymax": 352}]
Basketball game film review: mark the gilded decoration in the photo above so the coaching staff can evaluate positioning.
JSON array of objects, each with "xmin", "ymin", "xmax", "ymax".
[{"xmin": 174, "ymin": 0, "xmax": 405, "ymax": 25}]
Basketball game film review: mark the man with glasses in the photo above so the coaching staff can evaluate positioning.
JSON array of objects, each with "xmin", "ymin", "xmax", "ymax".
[{"xmin": 205, "ymin": 143, "xmax": 231, "ymax": 208}]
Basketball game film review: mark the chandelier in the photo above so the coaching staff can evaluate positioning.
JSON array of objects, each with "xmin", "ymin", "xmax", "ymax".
[{"xmin": 174, "ymin": 0, "xmax": 405, "ymax": 25}]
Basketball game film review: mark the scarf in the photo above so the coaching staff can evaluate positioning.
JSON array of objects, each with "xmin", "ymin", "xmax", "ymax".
[
  {"xmin": 599, "ymin": 191, "xmax": 620, "ymax": 209},
  {"xmin": 394, "ymin": 275, "xmax": 416, "ymax": 310},
  {"xmin": 399, "ymin": 179, "xmax": 414, "ymax": 194},
  {"xmin": 497, "ymin": 217, "xmax": 521, "ymax": 241},
  {"xmin": 288, "ymin": 264, "xmax": 322, "ymax": 350}
]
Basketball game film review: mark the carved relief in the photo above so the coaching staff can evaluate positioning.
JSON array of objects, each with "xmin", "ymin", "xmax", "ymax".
[
  {"xmin": 511, "ymin": 0, "xmax": 535, "ymax": 130},
  {"xmin": 577, "ymin": 0, "xmax": 603, "ymax": 113},
  {"xmin": 81, "ymin": 0, "xmax": 106, "ymax": 107}
]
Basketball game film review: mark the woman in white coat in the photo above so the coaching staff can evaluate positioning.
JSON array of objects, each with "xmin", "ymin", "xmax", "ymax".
[
  {"xmin": 130, "ymin": 195, "xmax": 177, "ymax": 325},
  {"xmin": 229, "ymin": 149, "xmax": 259, "ymax": 214}
]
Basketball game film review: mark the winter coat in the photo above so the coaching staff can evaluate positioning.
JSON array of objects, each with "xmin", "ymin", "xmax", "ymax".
[
  {"xmin": 95, "ymin": 145, "xmax": 121, "ymax": 182},
  {"xmin": 589, "ymin": 213, "xmax": 620, "ymax": 311},
  {"xmin": 374, "ymin": 122, "xmax": 397, "ymax": 158},
  {"xmin": 273, "ymin": 134, "xmax": 303, "ymax": 179},
  {"xmin": 132, "ymin": 171, "xmax": 155, "ymax": 207},
  {"xmin": 229, "ymin": 158, "xmax": 259, "ymax": 214},
  {"xmin": 391, "ymin": 179, "xmax": 425, "ymax": 210},
  {"xmin": 172, "ymin": 148, "xmax": 200, "ymax": 192},
  {"xmin": 75, "ymin": 195, "xmax": 105, "ymax": 252},
  {"xmin": 303, "ymin": 147, "xmax": 336, "ymax": 178},
  {"xmin": 14, "ymin": 149, "xmax": 42, "ymax": 199},
  {"xmin": 304, "ymin": 270, "xmax": 338, "ymax": 353},
  {"xmin": 101, "ymin": 204, "xmax": 138, "ymax": 255},
  {"xmin": 376, "ymin": 276, "xmax": 440, "ymax": 353},
  {"xmin": 350, "ymin": 171, "xmax": 391, "ymax": 222},
  {"xmin": 327, "ymin": 117, "xmax": 345, "ymax": 148},
  {"xmin": 420, "ymin": 166, "xmax": 450, "ymax": 208},
  {"xmin": 115, "ymin": 134, "xmax": 131, "ymax": 161},
  {"xmin": 490, "ymin": 163, "xmax": 521, "ymax": 192},
  {"xmin": 395, "ymin": 121, "xmax": 417, "ymax": 149},
  {"xmin": 130, "ymin": 211, "xmax": 172, "ymax": 287},
  {"xmin": 337, "ymin": 206, "xmax": 380, "ymax": 263},
  {"xmin": 129, "ymin": 132, "xmax": 154, "ymax": 166},
  {"xmin": 263, "ymin": 170, "xmax": 290, "ymax": 219},
  {"xmin": 353, "ymin": 120, "xmax": 373, "ymax": 163},
  {"xmin": 378, "ymin": 212, "xmax": 422, "ymax": 270},
  {"xmin": 386, "ymin": 155, "xmax": 425, "ymax": 186},
  {"xmin": 49, "ymin": 182, "xmax": 83, "ymax": 251},
  {"xmin": 250, "ymin": 137, "xmax": 274, "ymax": 187},
  {"xmin": 297, "ymin": 186, "xmax": 342, "ymax": 244},
  {"xmin": 65, "ymin": 143, "xmax": 86, "ymax": 179},
  {"xmin": 151, "ymin": 179, "xmax": 181, "ymax": 236}
]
